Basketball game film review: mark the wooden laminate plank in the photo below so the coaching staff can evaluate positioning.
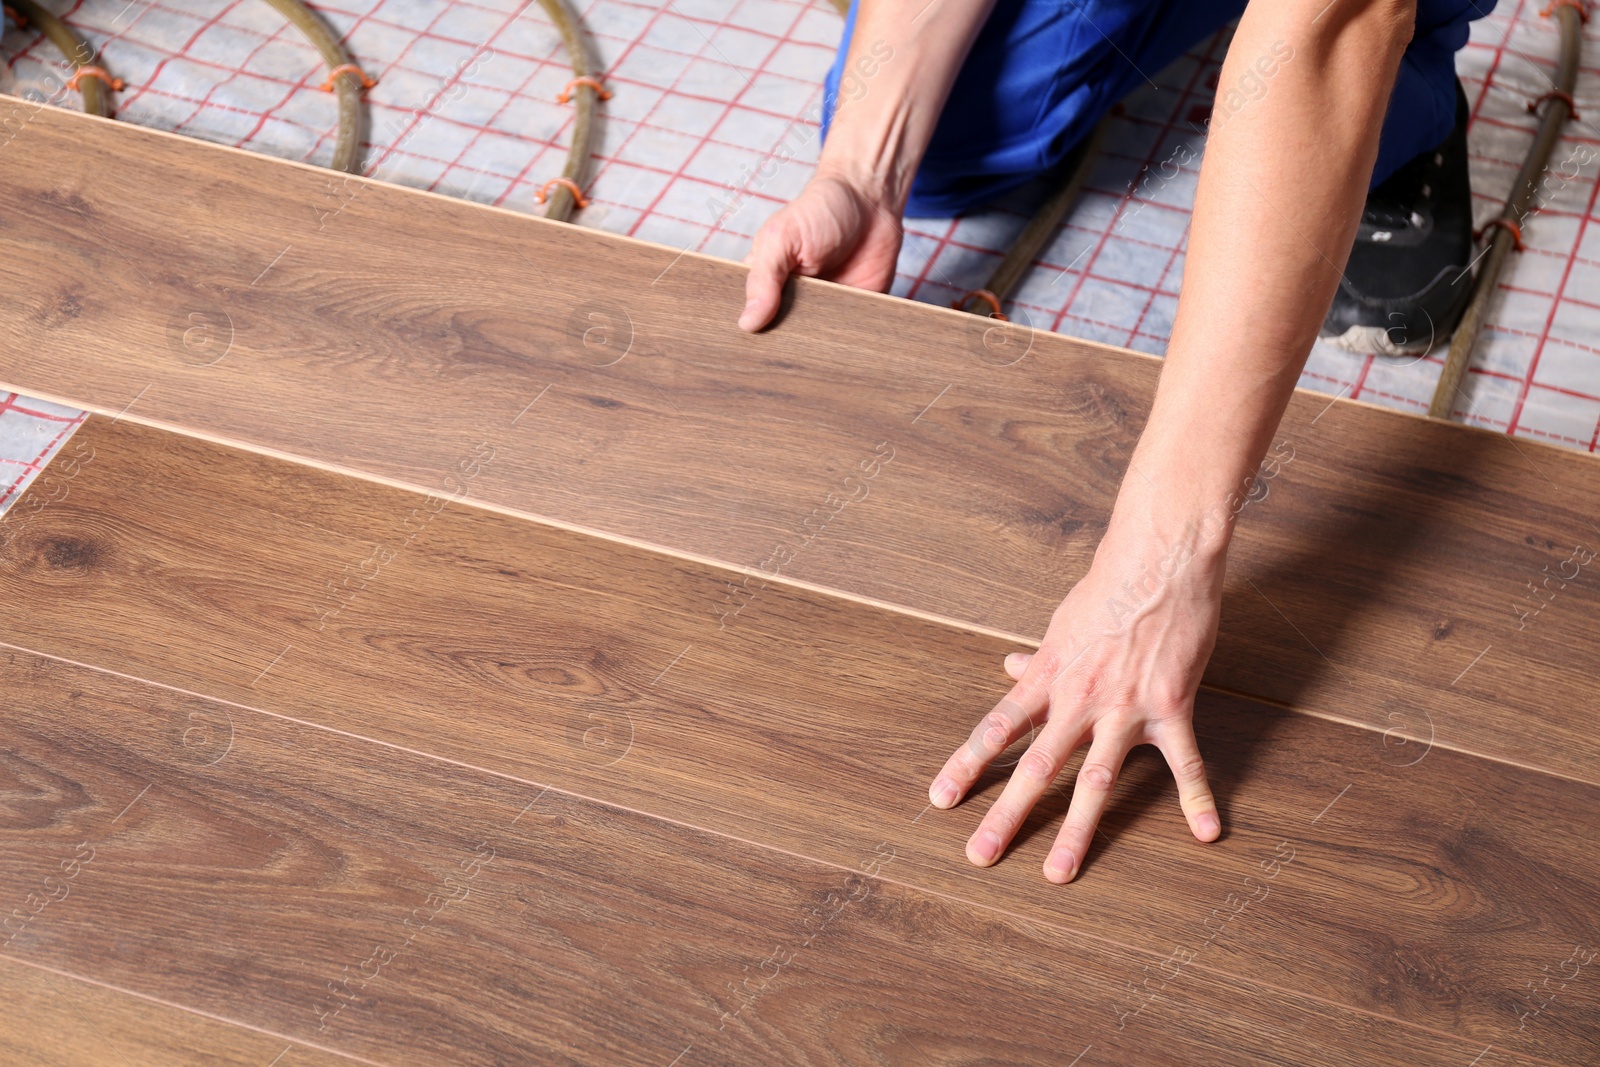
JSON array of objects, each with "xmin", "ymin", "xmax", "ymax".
[
  {"xmin": 0, "ymin": 956, "xmax": 359, "ymax": 1066},
  {"xmin": 1, "ymin": 108, "xmax": 1597, "ymax": 782},
  {"xmin": 1, "ymin": 417, "xmax": 1595, "ymax": 1062},
  {"xmin": 0, "ymin": 650, "xmax": 1560, "ymax": 1067}
]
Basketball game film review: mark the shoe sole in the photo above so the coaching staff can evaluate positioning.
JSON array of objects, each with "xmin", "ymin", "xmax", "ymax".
[{"xmin": 1321, "ymin": 323, "xmax": 1442, "ymax": 357}]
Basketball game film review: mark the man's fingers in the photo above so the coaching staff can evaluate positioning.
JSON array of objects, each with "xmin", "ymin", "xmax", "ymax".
[
  {"xmin": 738, "ymin": 225, "xmax": 798, "ymax": 332},
  {"xmin": 965, "ymin": 718, "xmax": 1086, "ymax": 867},
  {"xmin": 931, "ymin": 650, "xmax": 1062, "ymax": 808},
  {"xmin": 1044, "ymin": 727, "xmax": 1137, "ymax": 884},
  {"xmin": 928, "ymin": 684, "xmax": 1048, "ymax": 810},
  {"xmin": 1003, "ymin": 651, "xmax": 1032, "ymax": 681},
  {"xmin": 1155, "ymin": 721, "xmax": 1222, "ymax": 843}
]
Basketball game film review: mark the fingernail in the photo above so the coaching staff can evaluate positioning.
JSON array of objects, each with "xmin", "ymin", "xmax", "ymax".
[
  {"xmin": 929, "ymin": 778, "xmax": 959, "ymax": 808},
  {"xmin": 1046, "ymin": 847, "xmax": 1077, "ymax": 880},
  {"xmin": 1196, "ymin": 812, "xmax": 1220, "ymax": 839},
  {"xmin": 969, "ymin": 829, "xmax": 1001, "ymax": 865}
]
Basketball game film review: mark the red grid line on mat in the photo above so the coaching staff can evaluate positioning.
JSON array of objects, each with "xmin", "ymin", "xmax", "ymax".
[
  {"xmin": 902, "ymin": 218, "xmax": 963, "ymax": 303},
  {"xmin": 0, "ymin": 393, "xmax": 86, "ymax": 512},
  {"xmin": 612, "ymin": 0, "xmax": 820, "ymax": 244},
  {"xmin": 892, "ymin": 34, "xmax": 1231, "ymax": 308},
  {"xmin": 53, "ymin": 0, "xmax": 831, "ymax": 184},
  {"xmin": 114, "ymin": 0, "xmax": 254, "ymax": 112},
  {"xmin": 554, "ymin": 0, "xmax": 721, "ymax": 228},
  {"xmin": 361, "ymin": 1, "xmax": 532, "ymax": 176},
  {"xmin": 1510, "ymin": 164, "xmax": 1600, "ymax": 433},
  {"xmin": 1334, "ymin": 0, "xmax": 1532, "ymax": 411},
  {"xmin": 1049, "ymin": 29, "xmax": 1228, "ymax": 335},
  {"xmin": 1452, "ymin": 0, "xmax": 1600, "ymax": 444},
  {"xmin": 4, "ymin": 1, "xmax": 333, "ymax": 155},
  {"xmin": 489, "ymin": 0, "xmax": 640, "ymax": 209},
  {"xmin": 415, "ymin": 0, "xmax": 833, "ymax": 225},
  {"xmin": 269, "ymin": 0, "xmax": 393, "ymax": 164}
]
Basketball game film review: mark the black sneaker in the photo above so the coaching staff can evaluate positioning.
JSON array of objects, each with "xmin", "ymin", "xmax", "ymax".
[{"xmin": 1321, "ymin": 79, "xmax": 1476, "ymax": 355}]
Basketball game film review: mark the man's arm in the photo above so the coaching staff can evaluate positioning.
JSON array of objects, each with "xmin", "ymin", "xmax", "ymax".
[
  {"xmin": 737, "ymin": 0, "xmax": 996, "ymax": 331},
  {"xmin": 929, "ymin": 0, "xmax": 1418, "ymax": 881},
  {"xmin": 1139, "ymin": 0, "xmax": 1415, "ymax": 544}
]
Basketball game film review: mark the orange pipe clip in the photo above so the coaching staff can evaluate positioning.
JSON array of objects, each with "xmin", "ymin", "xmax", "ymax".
[
  {"xmin": 535, "ymin": 177, "xmax": 590, "ymax": 209},
  {"xmin": 1477, "ymin": 217, "xmax": 1526, "ymax": 252},
  {"xmin": 1527, "ymin": 89, "xmax": 1580, "ymax": 120},
  {"xmin": 953, "ymin": 289, "xmax": 1007, "ymax": 320},
  {"xmin": 1540, "ymin": 0, "xmax": 1589, "ymax": 20},
  {"xmin": 557, "ymin": 75, "xmax": 612, "ymax": 104},
  {"xmin": 319, "ymin": 63, "xmax": 376, "ymax": 92},
  {"xmin": 66, "ymin": 65, "xmax": 124, "ymax": 92}
]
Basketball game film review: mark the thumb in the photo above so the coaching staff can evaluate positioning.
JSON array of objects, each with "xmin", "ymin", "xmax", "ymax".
[
  {"xmin": 1003, "ymin": 651, "xmax": 1032, "ymax": 681},
  {"xmin": 739, "ymin": 223, "xmax": 799, "ymax": 332}
]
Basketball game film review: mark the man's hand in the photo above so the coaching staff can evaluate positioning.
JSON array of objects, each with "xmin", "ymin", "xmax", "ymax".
[
  {"xmin": 921, "ymin": 0, "xmax": 1414, "ymax": 883},
  {"xmin": 738, "ymin": 172, "xmax": 904, "ymax": 332},
  {"xmin": 927, "ymin": 527, "xmax": 1225, "ymax": 883},
  {"xmin": 735, "ymin": 0, "xmax": 997, "ymax": 331}
]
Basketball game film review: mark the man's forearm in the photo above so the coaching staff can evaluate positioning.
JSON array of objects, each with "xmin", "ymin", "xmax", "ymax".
[
  {"xmin": 1115, "ymin": 0, "xmax": 1415, "ymax": 558},
  {"xmin": 817, "ymin": 0, "xmax": 997, "ymax": 211}
]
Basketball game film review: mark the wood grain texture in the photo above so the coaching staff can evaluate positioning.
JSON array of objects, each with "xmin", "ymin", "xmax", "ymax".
[
  {"xmin": 0, "ymin": 957, "xmax": 357, "ymax": 1066},
  {"xmin": 0, "ymin": 650, "xmax": 1559, "ymax": 1067},
  {"xmin": 1, "ymin": 108, "xmax": 1598, "ymax": 783},
  {"xmin": 1, "ymin": 417, "xmax": 1595, "ymax": 1062}
]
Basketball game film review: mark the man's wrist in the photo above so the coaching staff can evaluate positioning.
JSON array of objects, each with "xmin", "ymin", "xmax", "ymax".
[
  {"xmin": 1107, "ymin": 348, "xmax": 1297, "ymax": 560},
  {"xmin": 1100, "ymin": 491, "xmax": 1234, "ymax": 577},
  {"xmin": 1100, "ymin": 438, "xmax": 1265, "ymax": 574},
  {"xmin": 812, "ymin": 154, "xmax": 909, "ymax": 217},
  {"xmin": 1086, "ymin": 489, "xmax": 1231, "ymax": 633}
]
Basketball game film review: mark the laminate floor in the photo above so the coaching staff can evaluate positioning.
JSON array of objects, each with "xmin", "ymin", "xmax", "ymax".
[
  {"xmin": 4, "ymin": 107, "xmax": 1600, "ymax": 785},
  {"xmin": 1, "ymin": 417, "xmax": 1594, "ymax": 1065},
  {"xmin": 0, "ymin": 957, "xmax": 360, "ymax": 1066}
]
